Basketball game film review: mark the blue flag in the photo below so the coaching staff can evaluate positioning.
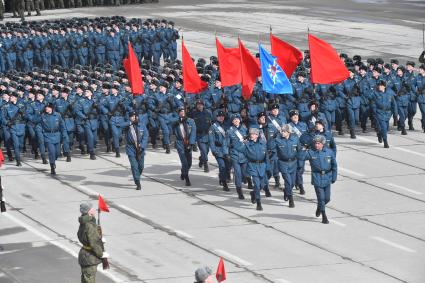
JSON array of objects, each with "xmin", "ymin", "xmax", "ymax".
[{"xmin": 259, "ymin": 44, "xmax": 293, "ymax": 94}]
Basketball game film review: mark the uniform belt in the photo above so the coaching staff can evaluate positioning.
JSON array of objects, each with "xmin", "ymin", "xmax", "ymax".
[
  {"xmin": 281, "ymin": 157, "xmax": 296, "ymax": 162},
  {"xmin": 314, "ymin": 170, "xmax": 331, "ymax": 175},
  {"xmin": 82, "ymin": 245, "xmax": 92, "ymax": 251},
  {"xmin": 88, "ymin": 115, "xmax": 98, "ymax": 119},
  {"xmin": 249, "ymin": 160, "xmax": 264, "ymax": 164},
  {"xmin": 46, "ymin": 130, "xmax": 59, "ymax": 133},
  {"xmin": 113, "ymin": 113, "xmax": 124, "ymax": 117}
]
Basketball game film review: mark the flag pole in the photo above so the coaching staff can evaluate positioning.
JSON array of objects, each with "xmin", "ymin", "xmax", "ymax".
[
  {"xmin": 422, "ymin": 23, "xmax": 424, "ymax": 50},
  {"xmin": 270, "ymin": 25, "xmax": 272, "ymax": 35}
]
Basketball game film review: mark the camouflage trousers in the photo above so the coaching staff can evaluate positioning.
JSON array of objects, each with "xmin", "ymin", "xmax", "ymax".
[{"xmin": 81, "ymin": 265, "xmax": 97, "ymax": 283}]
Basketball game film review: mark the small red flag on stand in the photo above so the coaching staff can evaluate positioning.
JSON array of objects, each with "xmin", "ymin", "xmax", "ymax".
[
  {"xmin": 98, "ymin": 195, "xmax": 109, "ymax": 212},
  {"xmin": 216, "ymin": 257, "xmax": 227, "ymax": 282}
]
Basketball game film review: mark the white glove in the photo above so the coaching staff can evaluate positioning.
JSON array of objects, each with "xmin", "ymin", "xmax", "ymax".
[
  {"xmin": 101, "ymin": 252, "xmax": 109, "ymax": 258},
  {"xmin": 102, "ymin": 237, "xmax": 106, "ymax": 243}
]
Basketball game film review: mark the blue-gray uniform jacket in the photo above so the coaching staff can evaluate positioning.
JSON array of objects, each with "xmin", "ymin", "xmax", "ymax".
[
  {"xmin": 303, "ymin": 147, "xmax": 337, "ymax": 187},
  {"xmin": 172, "ymin": 117, "xmax": 197, "ymax": 150},
  {"xmin": 94, "ymin": 32, "xmax": 106, "ymax": 54},
  {"xmin": 236, "ymin": 138, "xmax": 267, "ymax": 177},
  {"xmin": 126, "ymin": 122, "xmax": 149, "ymax": 157},
  {"xmin": 3, "ymin": 102, "xmax": 26, "ymax": 135},
  {"xmin": 227, "ymin": 125, "xmax": 248, "ymax": 163},
  {"xmin": 192, "ymin": 109, "xmax": 212, "ymax": 143},
  {"xmin": 358, "ymin": 75, "xmax": 372, "ymax": 106},
  {"xmin": 208, "ymin": 121, "xmax": 229, "ymax": 157},
  {"xmin": 275, "ymin": 133, "xmax": 301, "ymax": 173},
  {"xmin": 54, "ymin": 97, "xmax": 75, "ymax": 132},
  {"xmin": 371, "ymin": 89, "xmax": 398, "ymax": 120},
  {"xmin": 417, "ymin": 74, "xmax": 425, "ymax": 104},
  {"xmin": 41, "ymin": 112, "xmax": 67, "ymax": 143},
  {"xmin": 308, "ymin": 130, "xmax": 337, "ymax": 156}
]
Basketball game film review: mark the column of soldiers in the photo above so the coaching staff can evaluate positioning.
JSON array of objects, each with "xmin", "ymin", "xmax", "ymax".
[
  {"xmin": 1, "ymin": 0, "xmax": 159, "ymax": 22},
  {"xmin": 0, "ymin": 17, "xmax": 179, "ymax": 73},
  {"xmin": 1, "ymin": 20, "xmax": 424, "ymax": 223}
]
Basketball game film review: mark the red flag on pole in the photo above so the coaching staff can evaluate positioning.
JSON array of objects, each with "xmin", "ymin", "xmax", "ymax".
[
  {"xmin": 216, "ymin": 37, "xmax": 241, "ymax": 87},
  {"xmin": 182, "ymin": 39, "xmax": 208, "ymax": 94},
  {"xmin": 122, "ymin": 42, "xmax": 144, "ymax": 96},
  {"xmin": 308, "ymin": 34, "xmax": 349, "ymax": 84},
  {"xmin": 239, "ymin": 38, "xmax": 261, "ymax": 100},
  {"xmin": 98, "ymin": 195, "xmax": 110, "ymax": 212},
  {"xmin": 0, "ymin": 150, "xmax": 4, "ymax": 167},
  {"xmin": 270, "ymin": 33, "xmax": 303, "ymax": 77},
  {"xmin": 216, "ymin": 257, "xmax": 226, "ymax": 282}
]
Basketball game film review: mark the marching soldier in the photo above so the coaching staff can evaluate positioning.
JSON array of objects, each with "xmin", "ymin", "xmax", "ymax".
[{"xmin": 192, "ymin": 100, "xmax": 211, "ymax": 173}]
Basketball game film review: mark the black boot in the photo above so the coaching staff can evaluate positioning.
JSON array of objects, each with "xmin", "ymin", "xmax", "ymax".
[
  {"xmin": 408, "ymin": 120, "xmax": 414, "ymax": 130},
  {"xmin": 80, "ymin": 146, "xmax": 87, "ymax": 155},
  {"xmin": 16, "ymin": 160, "xmax": 22, "ymax": 167},
  {"xmin": 185, "ymin": 175, "xmax": 191, "ymax": 186},
  {"xmin": 204, "ymin": 163, "xmax": 209, "ymax": 173},
  {"xmin": 34, "ymin": 150, "xmax": 40, "ymax": 159},
  {"xmin": 264, "ymin": 187, "xmax": 272, "ymax": 197},
  {"xmin": 42, "ymin": 156, "xmax": 48, "ymax": 164},
  {"xmin": 256, "ymin": 200, "xmax": 263, "ymax": 211},
  {"xmin": 192, "ymin": 144, "xmax": 198, "ymax": 152},
  {"xmin": 315, "ymin": 206, "xmax": 321, "ymax": 217},
  {"xmin": 7, "ymin": 153, "xmax": 14, "ymax": 162},
  {"xmin": 288, "ymin": 196, "xmax": 295, "ymax": 208},
  {"xmin": 350, "ymin": 129, "xmax": 356, "ymax": 139},
  {"xmin": 274, "ymin": 176, "xmax": 281, "ymax": 189},
  {"xmin": 236, "ymin": 187, "xmax": 245, "ymax": 200},
  {"xmin": 165, "ymin": 145, "xmax": 170, "ymax": 154},
  {"xmin": 135, "ymin": 180, "xmax": 141, "ymax": 190},
  {"xmin": 247, "ymin": 178, "xmax": 253, "ymax": 190},
  {"xmin": 338, "ymin": 129, "xmax": 344, "ymax": 135},
  {"xmin": 50, "ymin": 164, "xmax": 56, "ymax": 175},
  {"xmin": 322, "ymin": 210, "xmax": 329, "ymax": 224},
  {"xmin": 401, "ymin": 128, "xmax": 407, "ymax": 135},
  {"xmin": 378, "ymin": 135, "xmax": 383, "ymax": 143},
  {"xmin": 299, "ymin": 184, "xmax": 305, "ymax": 195},
  {"xmin": 198, "ymin": 157, "xmax": 203, "ymax": 168},
  {"xmin": 106, "ymin": 145, "xmax": 111, "ymax": 153},
  {"xmin": 66, "ymin": 153, "xmax": 71, "ymax": 162},
  {"xmin": 384, "ymin": 140, "xmax": 389, "ymax": 148},
  {"xmin": 90, "ymin": 153, "xmax": 96, "ymax": 160},
  {"xmin": 180, "ymin": 174, "xmax": 184, "ymax": 180},
  {"xmin": 115, "ymin": 149, "xmax": 120, "ymax": 158},
  {"xmin": 250, "ymin": 191, "xmax": 256, "ymax": 204},
  {"xmin": 222, "ymin": 181, "xmax": 229, "ymax": 191},
  {"xmin": 283, "ymin": 191, "xmax": 288, "ymax": 201}
]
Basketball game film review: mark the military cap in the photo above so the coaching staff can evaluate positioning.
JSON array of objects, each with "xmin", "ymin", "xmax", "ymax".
[
  {"xmin": 257, "ymin": 111, "xmax": 266, "ymax": 119},
  {"xmin": 129, "ymin": 111, "xmax": 137, "ymax": 117},
  {"xmin": 397, "ymin": 66, "xmax": 405, "ymax": 73},
  {"xmin": 348, "ymin": 67, "xmax": 356, "ymax": 73},
  {"xmin": 45, "ymin": 102, "xmax": 54, "ymax": 109},
  {"xmin": 176, "ymin": 78, "xmax": 184, "ymax": 85},
  {"xmin": 339, "ymin": 53, "xmax": 348, "ymax": 59},
  {"xmin": 61, "ymin": 87, "xmax": 70, "ymax": 94},
  {"xmin": 289, "ymin": 109, "xmax": 299, "ymax": 117},
  {"xmin": 195, "ymin": 266, "xmax": 212, "ymax": 283},
  {"xmin": 419, "ymin": 64, "xmax": 425, "ymax": 70},
  {"xmin": 373, "ymin": 67, "xmax": 382, "ymax": 74},
  {"xmin": 406, "ymin": 61, "xmax": 415, "ymax": 67},
  {"xmin": 216, "ymin": 110, "xmax": 225, "ymax": 117},
  {"xmin": 160, "ymin": 81, "xmax": 169, "ymax": 88},
  {"xmin": 367, "ymin": 58, "xmax": 376, "ymax": 65},
  {"xmin": 313, "ymin": 135, "xmax": 326, "ymax": 144},
  {"xmin": 270, "ymin": 104, "xmax": 279, "ymax": 110},
  {"xmin": 177, "ymin": 106, "xmax": 185, "ymax": 112},
  {"xmin": 150, "ymin": 80, "xmax": 160, "ymax": 87},
  {"xmin": 375, "ymin": 58, "xmax": 384, "ymax": 65},
  {"xmin": 297, "ymin": 71, "xmax": 306, "ymax": 78},
  {"xmin": 200, "ymin": 75, "xmax": 210, "ymax": 82},
  {"xmin": 383, "ymin": 63, "xmax": 391, "ymax": 70},
  {"xmin": 111, "ymin": 84, "xmax": 120, "ymax": 90},
  {"xmin": 10, "ymin": 92, "xmax": 19, "ymax": 98},
  {"xmin": 377, "ymin": 80, "xmax": 386, "ymax": 87},
  {"xmin": 230, "ymin": 113, "xmax": 241, "ymax": 121},
  {"xmin": 308, "ymin": 100, "xmax": 319, "ymax": 108},
  {"xmin": 80, "ymin": 202, "xmax": 93, "ymax": 214},
  {"xmin": 359, "ymin": 65, "xmax": 368, "ymax": 72},
  {"xmin": 315, "ymin": 119, "xmax": 325, "ymax": 126},
  {"xmin": 281, "ymin": 124, "xmax": 292, "ymax": 133},
  {"xmin": 169, "ymin": 21, "xmax": 174, "ymax": 26},
  {"xmin": 390, "ymin": 59, "xmax": 399, "ymax": 65},
  {"xmin": 195, "ymin": 99, "xmax": 204, "ymax": 105},
  {"xmin": 249, "ymin": 127, "xmax": 260, "ymax": 135},
  {"xmin": 353, "ymin": 55, "xmax": 362, "ymax": 61}
]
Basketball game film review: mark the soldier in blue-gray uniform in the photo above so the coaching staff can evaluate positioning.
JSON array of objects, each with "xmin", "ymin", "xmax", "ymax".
[
  {"xmin": 404, "ymin": 61, "xmax": 418, "ymax": 130},
  {"xmin": 94, "ymin": 26, "xmax": 106, "ymax": 66},
  {"xmin": 342, "ymin": 73, "xmax": 361, "ymax": 139},
  {"xmin": 302, "ymin": 135, "xmax": 337, "ymax": 224},
  {"xmin": 209, "ymin": 110, "xmax": 230, "ymax": 191},
  {"xmin": 105, "ymin": 30, "xmax": 122, "ymax": 70},
  {"xmin": 192, "ymin": 100, "xmax": 211, "ymax": 173},
  {"xmin": 288, "ymin": 109, "xmax": 308, "ymax": 195},
  {"xmin": 392, "ymin": 68, "xmax": 410, "ymax": 135},
  {"xmin": 54, "ymin": 88, "xmax": 75, "ymax": 162},
  {"xmin": 41, "ymin": 103, "xmax": 68, "ymax": 175},
  {"xmin": 171, "ymin": 107, "xmax": 196, "ymax": 186},
  {"xmin": 275, "ymin": 124, "xmax": 301, "ymax": 208},
  {"xmin": 227, "ymin": 113, "xmax": 249, "ymax": 199},
  {"xmin": 267, "ymin": 104, "xmax": 286, "ymax": 189},
  {"xmin": 371, "ymin": 80, "xmax": 398, "ymax": 148},
  {"xmin": 126, "ymin": 112, "xmax": 148, "ymax": 190},
  {"xmin": 236, "ymin": 126, "xmax": 268, "ymax": 211},
  {"xmin": 75, "ymin": 89, "xmax": 99, "ymax": 160},
  {"xmin": 417, "ymin": 64, "xmax": 425, "ymax": 132},
  {"xmin": 27, "ymin": 91, "xmax": 48, "ymax": 164},
  {"xmin": 3, "ymin": 92, "xmax": 26, "ymax": 166},
  {"xmin": 167, "ymin": 21, "xmax": 179, "ymax": 62},
  {"xmin": 358, "ymin": 65, "xmax": 373, "ymax": 133}
]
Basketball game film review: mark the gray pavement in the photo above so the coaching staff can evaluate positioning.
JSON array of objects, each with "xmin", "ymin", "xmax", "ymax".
[{"xmin": 1, "ymin": 1, "xmax": 425, "ymax": 282}]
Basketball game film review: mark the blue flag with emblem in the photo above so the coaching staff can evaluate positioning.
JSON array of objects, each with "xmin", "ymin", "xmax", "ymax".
[{"xmin": 259, "ymin": 44, "xmax": 293, "ymax": 94}]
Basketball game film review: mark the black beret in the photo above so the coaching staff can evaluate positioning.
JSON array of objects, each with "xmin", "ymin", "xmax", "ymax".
[
  {"xmin": 257, "ymin": 111, "xmax": 266, "ymax": 119},
  {"xmin": 270, "ymin": 104, "xmax": 279, "ymax": 110},
  {"xmin": 406, "ymin": 61, "xmax": 415, "ymax": 67},
  {"xmin": 390, "ymin": 59, "xmax": 399, "ymax": 64},
  {"xmin": 289, "ymin": 109, "xmax": 299, "ymax": 117}
]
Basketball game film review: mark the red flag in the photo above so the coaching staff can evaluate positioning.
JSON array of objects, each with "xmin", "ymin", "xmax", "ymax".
[
  {"xmin": 308, "ymin": 34, "xmax": 349, "ymax": 84},
  {"xmin": 98, "ymin": 195, "xmax": 109, "ymax": 212},
  {"xmin": 123, "ymin": 42, "xmax": 144, "ymax": 96},
  {"xmin": 182, "ymin": 40, "xmax": 208, "ymax": 94},
  {"xmin": 216, "ymin": 257, "xmax": 226, "ymax": 282},
  {"xmin": 239, "ymin": 39, "xmax": 261, "ymax": 100},
  {"xmin": 270, "ymin": 33, "xmax": 303, "ymax": 77},
  {"xmin": 0, "ymin": 150, "xmax": 4, "ymax": 167},
  {"xmin": 216, "ymin": 37, "xmax": 241, "ymax": 87}
]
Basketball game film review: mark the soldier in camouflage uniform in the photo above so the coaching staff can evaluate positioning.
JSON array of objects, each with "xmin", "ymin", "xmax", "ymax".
[{"xmin": 77, "ymin": 202, "xmax": 105, "ymax": 283}]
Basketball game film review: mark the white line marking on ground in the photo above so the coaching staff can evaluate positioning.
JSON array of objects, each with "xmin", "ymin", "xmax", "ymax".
[
  {"xmin": 117, "ymin": 205, "xmax": 147, "ymax": 219},
  {"xmin": 387, "ymin": 183, "xmax": 423, "ymax": 195},
  {"xmin": 371, "ymin": 236, "xmax": 416, "ymax": 253},
  {"xmin": 4, "ymin": 212, "xmax": 124, "ymax": 282},
  {"xmin": 214, "ymin": 249, "xmax": 252, "ymax": 266},
  {"xmin": 329, "ymin": 219, "xmax": 347, "ymax": 227},
  {"xmin": 339, "ymin": 167, "xmax": 365, "ymax": 177},
  {"xmin": 275, "ymin": 279, "xmax": 292, "ymax": 283},
  {"xmin": 78, "ymin": 185, "xmax": 99, "ymax": 196},
  {"xmin": 393, "ymin": 147, "xmax": 425, "ymax": 158},
  {"xmin": 175, "ymin": 230, "xmax": 194, "ymax": 239},
  {"xmin": 269, "ymin": 197, "xmax": 285, "ymax": 203},
  {"xmin": 356, "ymin": 136, "xmax": 379, "ymax": 144}
]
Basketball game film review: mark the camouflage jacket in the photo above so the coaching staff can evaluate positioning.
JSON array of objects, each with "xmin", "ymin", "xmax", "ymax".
[{"xmin": 77, "ymin": 214, "xmax": 103, "ymax": 267}]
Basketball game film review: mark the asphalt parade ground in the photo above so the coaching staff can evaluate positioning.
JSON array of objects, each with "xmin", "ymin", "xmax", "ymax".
[{"xmin": 1, "ymin": 0, "xmax": 425, "ymax": 282}]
